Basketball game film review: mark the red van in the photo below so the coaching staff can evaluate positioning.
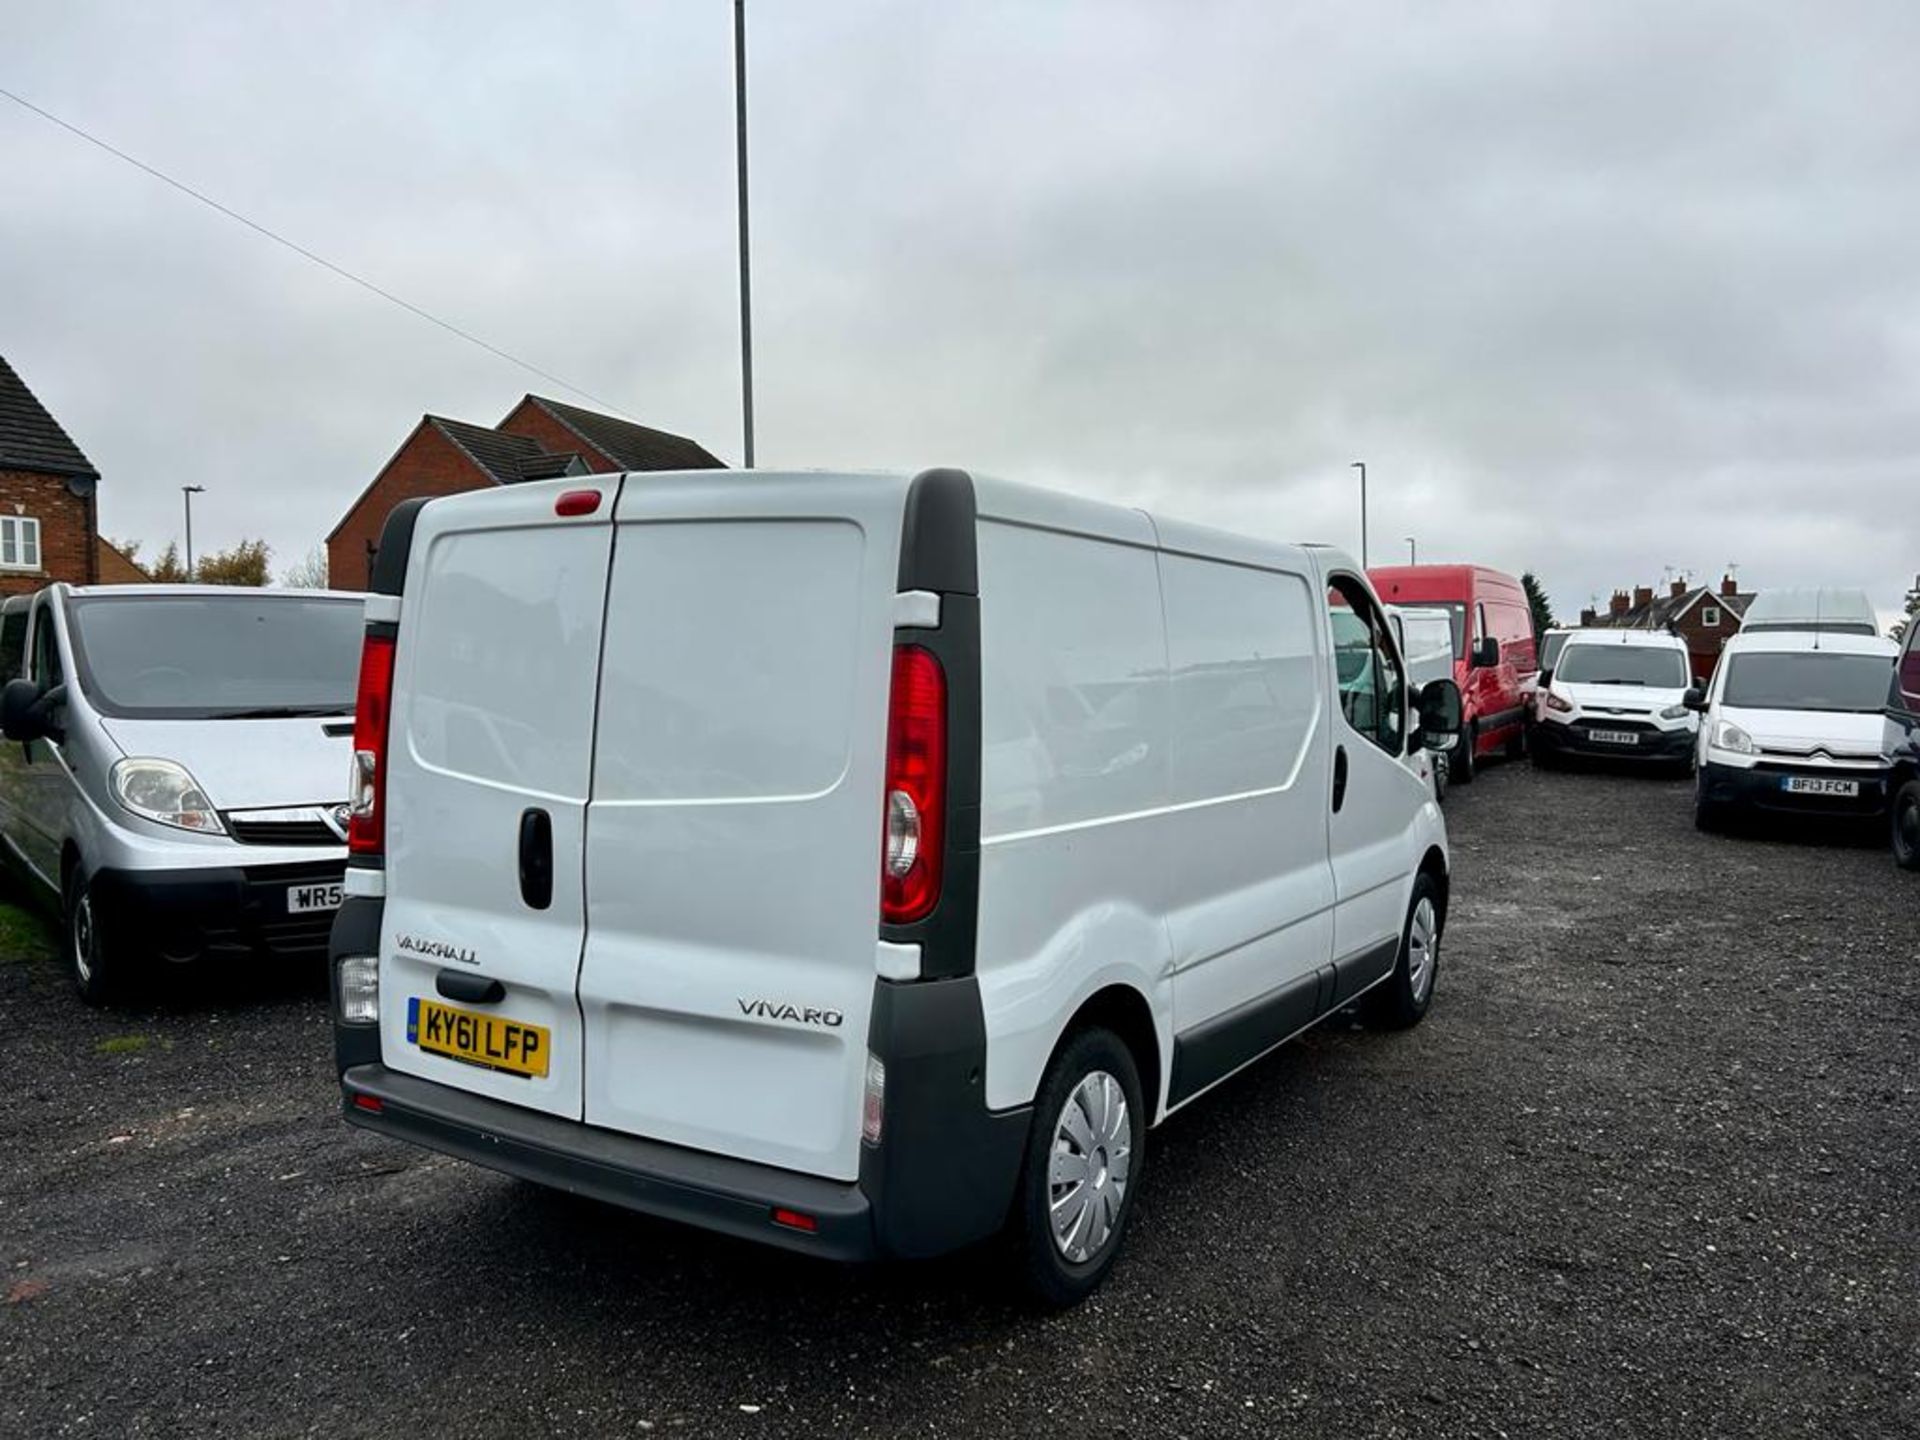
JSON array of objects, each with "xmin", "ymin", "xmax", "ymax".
[{"xmin": 1367, "ymin": 565, "xmax": 1538, "ymax": 783}]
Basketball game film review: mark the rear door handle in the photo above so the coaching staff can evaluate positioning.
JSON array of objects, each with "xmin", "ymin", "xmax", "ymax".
[
  {"xmin": 518, "ymin": 807, "xmax": 553, "ymax": 910},
  {"xmin": 436, "ymin": 969, "xmax": 506, "ymax": 1005},
  {"xmin": 1332, "ymin": 745, "xmax": 1349, "ymax": 813}
]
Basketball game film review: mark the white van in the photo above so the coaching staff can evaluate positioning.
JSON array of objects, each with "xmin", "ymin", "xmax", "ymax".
[
  {"xmin": 329, "ymin": 470, "xmax": 1461, "ymax": 1304},
  {"xmin": 1531, "ymin": 629, "xmax": 1697, "ymax": 770},
  {"xmin": 1389, "ymin": 603, "xmax": 1459, "ymax": 799},
  {"xmin": 1688, "ymin": 629, "xmax": 1898, "ymax": 831},
  {"xmin": 1741, "ymin": 587, "xmax": 1880, "ymax": 637},
  {"xmin": 0, "ymin": 585, "xmax": 363, "ymax": 1002}
]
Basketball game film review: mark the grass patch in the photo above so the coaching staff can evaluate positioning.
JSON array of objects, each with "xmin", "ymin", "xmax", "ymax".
[
  {"xmin": 0, "ymin": 899, "xmax": 56, "ymax": 965},
  {"xmin": 97, "ymin": 1034, "xmax": 149, "ymax": 1055}
]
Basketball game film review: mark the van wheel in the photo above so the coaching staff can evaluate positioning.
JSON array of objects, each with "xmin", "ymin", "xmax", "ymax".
[
  {"xmin": 63, "ymin": 867, "xmax": 125, "ymax": 1007},
  {"xmin": 1363, "ymin": 873, "xmax": 1442, "ymax": 1030},
  {"xmin": 1452, "ymin": 724, "xmax": 1477, "ymax": 784},
  {"xmin": 1892, "ymin": 779, "xmax": 1920, "ymax": 871},
  {"xmin": 1012, "ymin": 1028, "xmax": 1145, "ymax": 1308}
]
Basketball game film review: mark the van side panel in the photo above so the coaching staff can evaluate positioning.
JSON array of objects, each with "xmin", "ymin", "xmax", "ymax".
[
  {"xmin": 578, "ymin": 477, "xmax": 906, "ymax": 1183},
  {"xmin": 1153, "ymin": 547, "xmax": 1336, "ymax": 1056},
  {"xmin": 973, "ymin": 510, "xmax": 1175, "ymax": 1115}
]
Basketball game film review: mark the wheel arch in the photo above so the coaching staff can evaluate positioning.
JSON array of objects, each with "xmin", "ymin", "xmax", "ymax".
[
  {"xmin": 1417, "ymin": 844, "xmax": 1450, "ymax": 931},
  {"xmin": 1053, "ymin": 983, "xmax": 1163, "ymax": 1124}
]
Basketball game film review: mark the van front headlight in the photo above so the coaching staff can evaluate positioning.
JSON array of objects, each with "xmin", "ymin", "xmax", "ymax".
[
  {"xmin": 1712, "ymin": 720, "xmax": 1756, "ymax": 755},
  {"xmin": 109, "ymin": 758, "xmax": 226, "ymax": 834}
]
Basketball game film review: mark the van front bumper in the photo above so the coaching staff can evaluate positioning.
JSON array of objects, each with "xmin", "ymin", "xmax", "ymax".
[
  {"xmin": 1698, "ymin": 760, "xmax": 1890, "ymax": 817},
  {"xmin": 94, "ymin": 859, "xmax": 345, "ymax": 962},
  {"xmin": 1532, "ymin": 718, "xmax": 1694, "ymax": 763},
  {"xmin": 343, "ymin": 1063, "xmax": 882, "ymax": 1259}
]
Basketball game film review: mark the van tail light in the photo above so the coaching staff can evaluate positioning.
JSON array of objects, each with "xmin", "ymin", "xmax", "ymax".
[
  {"xmin": 880, "ymin": 645, "xmax": 947, "ymax": 924},
  {"xmin": 348, "ymin": 633, "xmax": 397, "ymax": 855}
]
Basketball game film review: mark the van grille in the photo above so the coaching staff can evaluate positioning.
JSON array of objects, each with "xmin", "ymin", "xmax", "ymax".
[{"xmin": 225, "ymin": 807, "xmax": 348, "ymax": 847}]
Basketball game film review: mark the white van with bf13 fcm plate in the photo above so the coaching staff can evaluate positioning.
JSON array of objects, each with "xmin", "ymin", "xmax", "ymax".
[{"xmin": 329, "ymin": 469, "xmax": 1462, "ymax": 1306}]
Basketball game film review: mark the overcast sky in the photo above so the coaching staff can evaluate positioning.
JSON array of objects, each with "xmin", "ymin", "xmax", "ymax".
[{"xmin": 5, "ymin": 1, "xmax": 1918, "ymax": 621}]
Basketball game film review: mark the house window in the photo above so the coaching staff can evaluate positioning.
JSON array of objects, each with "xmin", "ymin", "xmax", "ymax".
[
  {"xmin": 1702, "ymin": 606, "xmax": 1721, "ymax": 628},
  {"xmin": 0, "ymin": 517, "xmax": 41, "ymax": 572}
]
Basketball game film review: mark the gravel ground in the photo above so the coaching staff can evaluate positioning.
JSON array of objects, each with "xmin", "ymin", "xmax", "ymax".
[{"xmin": 1, "ymin": 762, "xmax": 1915, "ymax": 1438}]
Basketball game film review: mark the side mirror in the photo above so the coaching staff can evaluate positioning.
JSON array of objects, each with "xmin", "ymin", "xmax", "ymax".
[
  {"xmin": 1536, "ymin": 668, "xmax": 1554, "ymax": 689},
  {"xmin": 1471, "ymin": 636, "xmax": 1500, "ymax": 669},
  {"xmin": 1682, "ymin": 686, "xmax": 1707, "ymax": 712},
  {"xmin": 2, "ymin": 677, "xmax": 49, "ymax": 743},
  {"xmin": 1411, "ymin": 678, "xmax": 1464, "ymax": 753}
]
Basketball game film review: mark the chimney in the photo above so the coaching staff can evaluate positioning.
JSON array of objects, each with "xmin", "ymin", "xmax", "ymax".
[
  {"xmin": 1633, "ymin": 585, "xmax": 1654, "ymax": 609},
  {"xmin": 1579, "ymin": 606, "xmax": 1598, "ymax": 627},
  {"xmin": 1720, "ymin": 573, "xmax": 1739, "ymax": 597},
  {"xmin": 1609, "ymin": 590, "xmax": 1631, "ymax": 617},
  {"xmin": 1669, "ymin": 578, "xmax": 1688, "ymax": 598}
]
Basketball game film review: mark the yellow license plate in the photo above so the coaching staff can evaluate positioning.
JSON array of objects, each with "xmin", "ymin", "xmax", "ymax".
[{"xmin": 407, "ymin": 997, "xmax": 550, "ymax": 1079}]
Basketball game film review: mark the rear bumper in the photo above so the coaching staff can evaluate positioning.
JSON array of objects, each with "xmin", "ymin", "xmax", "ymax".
[
  {"xmin": 331, "ymin": 890, "xmax": 1030, "ymax": 1263},
  {"xmin": 342, "ymin": 1063, "xmax": 879, "ymax": 1260},
  {"xmin": 94, "ymin": 860, "xmax": 344, "ymax": 962},
  {"xmin": 1699, "ymin": 760, "xmax": 1890, "ymax": 817},
  {"xmin": 1532, "ymin": 719, "xmax": 1693, "ymax": 762}
]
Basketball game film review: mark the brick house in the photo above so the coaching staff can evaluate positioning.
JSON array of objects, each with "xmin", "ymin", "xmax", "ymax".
[
  {"xmin": 327, "ymin": 395, "xmax": 723, "ymax": 587},
  {"xmin": 0, "ymin": 353, "xmax": 111, "ymax": 594},
  {"xmin": 1579, "ymin": 574, "xmax": 1754, "ymax": 682}
]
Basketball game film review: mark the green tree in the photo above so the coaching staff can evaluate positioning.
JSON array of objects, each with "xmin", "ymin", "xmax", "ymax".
[
  {"xmin": 195, "ymin": 538, "xmax": 271, "ymax": 587},
  {"xmin": 145, "ymin": 540, "xmax": 190, "ymax": 582},
  {"xmin": 1521, "ymin": 571, "xmax": 1556, "ymax": 638}
]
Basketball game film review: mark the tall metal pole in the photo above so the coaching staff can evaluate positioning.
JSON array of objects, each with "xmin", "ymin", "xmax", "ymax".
[
  {"xmin": 1406, "ymin": 536, "xmax": 1417, "ymax": 565},
  {"xmin": 182, "ymin": 484, "xmax": 205, "ymax": 574},
  {"xmin": 1350, "ymin": 462, "xmax": 1368, "ymax": 568},
  {"xmin": 733, "ymin": 0, "xmax": 755, "ymax": 468}
]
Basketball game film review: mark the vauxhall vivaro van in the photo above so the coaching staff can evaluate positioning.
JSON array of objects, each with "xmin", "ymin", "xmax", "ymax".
[
  {"xmin": 0, "ymin": 585, "xmax": 365, "ymax": 1002},
  {"xmin": 330, "ymin": 470, "xmax": 1463, "ymax": 1304}
]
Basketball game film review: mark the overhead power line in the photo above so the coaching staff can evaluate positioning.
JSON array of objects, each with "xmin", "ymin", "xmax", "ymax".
[{"xmin": 1, "ymin": 84, "xmax": 635, "ymax": 418}]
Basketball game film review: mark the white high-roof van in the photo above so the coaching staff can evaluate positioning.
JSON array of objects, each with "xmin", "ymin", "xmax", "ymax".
[{"xmin": 329, "ymin": 469, "xmax": 1461, "ymax": 1304}]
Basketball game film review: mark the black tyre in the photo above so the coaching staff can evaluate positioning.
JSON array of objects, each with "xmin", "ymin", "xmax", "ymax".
[
  {"xmin": 1432, "ymin": 752, "xmax": 1449, "ymax": 803},
  {"xmin": 1012, "ymin": 1027, "xmax": 1145, "ymax": 1309},
  {"xmin": 1892, "ymin": 778, "xmax": 1920, "ymax": 872},
  {"xmin": 1504, "ymin": 720, "xmax": 1527, "ymax": 760},
  {"xmin": 1452, "ymin": 722, "xmax": 1478, "ymax": 785},
  {"xmin": 1363, "ymin": 871, "xmax": 1443, "ymax": 1030},
  {"xmin": 63, "ymin": 864, "xmax": 126, "ymax": 1007}
]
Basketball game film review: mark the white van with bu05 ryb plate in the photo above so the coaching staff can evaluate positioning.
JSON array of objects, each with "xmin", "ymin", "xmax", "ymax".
[{"xmin": 330, "ymin": 469, "xmax": 1462, "ymax": 1304}]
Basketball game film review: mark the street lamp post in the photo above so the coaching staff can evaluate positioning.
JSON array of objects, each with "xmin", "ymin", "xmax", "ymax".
[
  {"xmin": 1350, "ymin": 461, "xmax": 1368, "ymax": 568},
  {"xmin": 1405, "ymin": 536, "xmax": 1417, "ymax": 565},
  {"xmin": 733, "ymin": 0, "xmax": 755, "ymax": 468},
  {"xmin": 182, "ymin": 485, "xmax": 205, "ymax": 574}
]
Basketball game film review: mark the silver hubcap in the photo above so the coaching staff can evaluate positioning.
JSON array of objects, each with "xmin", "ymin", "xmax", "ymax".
[
  {"xmin": 1049, "ymin": 1070, "xmax": 1131, "ymax": 1264},
  {"xmin": 1407, "ymin": 896, "xmax": 1437, "ymax": 1005},
  {"xmin": 72, "ymin": 891, "xmax": 95, "ymax": 985}
]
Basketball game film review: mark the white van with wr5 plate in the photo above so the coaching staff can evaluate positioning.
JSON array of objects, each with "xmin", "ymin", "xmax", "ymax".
[{"xmin": 330, "ymin": 469, "xmax": 1462, "ymax": 1305}]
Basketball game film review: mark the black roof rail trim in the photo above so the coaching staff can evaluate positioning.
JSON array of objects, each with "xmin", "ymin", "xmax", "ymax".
[
  {"xmin": 897, "ymin": 469, "xmax": 977, "ymax": 596},
  {"xmin": 370, "ymin": 498, "xmax": 431, "ymax": 597}
]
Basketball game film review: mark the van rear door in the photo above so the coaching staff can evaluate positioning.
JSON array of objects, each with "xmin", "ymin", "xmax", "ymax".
[
  {"xmin": 377, "ymin": 479, "xmax": 622, "ymax": 1120},
  {"xmin": 577, "ymin": 474, "xmax": 903, "ymax": 1182}
]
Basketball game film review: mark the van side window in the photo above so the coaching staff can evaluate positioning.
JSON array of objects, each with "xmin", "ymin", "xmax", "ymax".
[
  {"xmin": 0, "ymin": 606, "xmax": 26, "ymax": 679},
  {"xmin": 29, "ymin": 605, "xmax": 62, "ymax": 689},
  {"xmin": 1326, "ymin": 579, "xmax": 1405, "ymax": 756}
]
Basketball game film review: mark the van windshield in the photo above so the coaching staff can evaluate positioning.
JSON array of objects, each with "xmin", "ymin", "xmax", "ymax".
[
  {"xmin": 1720, "ymin": 651, "xmax": 1893, "ymax": 713},
  {"xmin": 65, "ymin": 595, "xmax": 362, "ymax": 719},
  {"xmin": 1556, "ymin": 644, "xmax": 1688, "ymax": 687}
]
